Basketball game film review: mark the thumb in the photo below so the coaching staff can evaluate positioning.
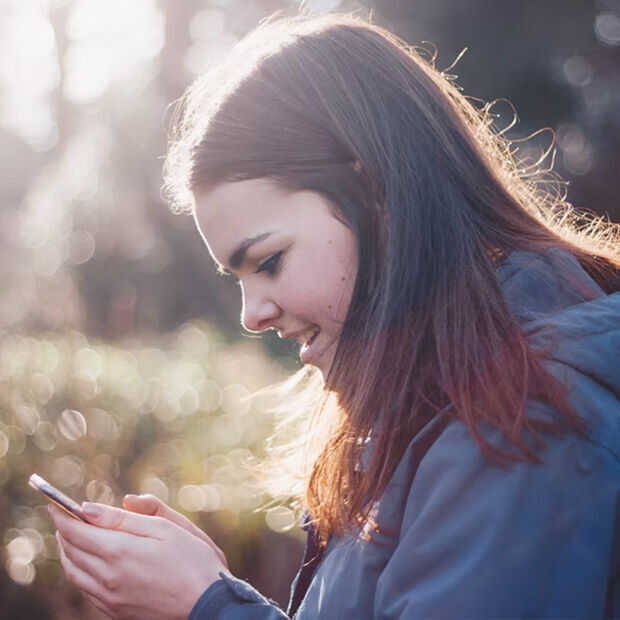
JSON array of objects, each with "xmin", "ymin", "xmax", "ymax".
[
  {"xmin": 122, "ymin": 494, "xmax": 162, "ymax": 516},
  {"xmin": 81, "ymin": 502, "xmax": 161, "ymax": 537}
]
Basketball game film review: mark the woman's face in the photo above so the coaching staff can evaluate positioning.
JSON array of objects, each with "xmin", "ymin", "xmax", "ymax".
[{"xmin": 193, "ymin": 177, "xmax": 358, "ymax": 377}]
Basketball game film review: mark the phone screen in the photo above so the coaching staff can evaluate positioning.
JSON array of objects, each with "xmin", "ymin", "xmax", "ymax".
[{"xmin": 29, "ymin": 473, "xmax": 88, "ymax": 522}]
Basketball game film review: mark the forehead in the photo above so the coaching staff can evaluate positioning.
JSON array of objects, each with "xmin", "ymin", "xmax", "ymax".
[
  {"xmin": 193, "ymin": 179, "xmax": 291, "ymax": 266},
  {"xmin": 193, "ymin": 178, "xmax": 336, "ymax": 261},
  {"xmin": 194, "ymin": 178, "xmax": 290, "ymax": 238}
]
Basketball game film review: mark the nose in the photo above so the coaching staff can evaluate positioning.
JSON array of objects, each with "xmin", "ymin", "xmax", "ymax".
[{"xmin": 240, "ymin": 283, "xmax": 281, "ymax": 333}]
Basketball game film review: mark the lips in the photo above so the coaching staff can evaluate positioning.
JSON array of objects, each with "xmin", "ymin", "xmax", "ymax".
[
  {"xmin": 304, "ymin": 329, "xmax": 319, "ymax": 347},
  {"xmin": 300, "ymin": 328, "xmax": 320, "ymax": 363}
]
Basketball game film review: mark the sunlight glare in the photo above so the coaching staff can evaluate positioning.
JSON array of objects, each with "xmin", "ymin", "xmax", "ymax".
[{"xmin": 64, "ymin": 0, "xmax": 165, "ymax": 103}]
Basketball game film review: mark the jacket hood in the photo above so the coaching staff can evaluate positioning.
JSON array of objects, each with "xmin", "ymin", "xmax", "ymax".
[{"xmin": 497, "ymin": 247, "xmax": 620, "ymax": 455}]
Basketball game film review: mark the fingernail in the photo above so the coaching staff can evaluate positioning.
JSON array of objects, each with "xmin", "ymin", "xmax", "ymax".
[{"xmin": 82, "ymin": 502, "xmax": 101, "ymax": 518}]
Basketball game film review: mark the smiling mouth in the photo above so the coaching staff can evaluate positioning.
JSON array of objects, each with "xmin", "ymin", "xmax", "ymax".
[
  {"xmin": 300, "ymin": 329, "xmax": 320, "ymax": 363},
  {"xmin": 302, "ymin": 330, "xmax": 319, "ymax": 349}
]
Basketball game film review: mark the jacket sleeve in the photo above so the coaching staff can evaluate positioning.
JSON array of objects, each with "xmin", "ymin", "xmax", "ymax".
[
  {"xmin": 373, "ymin": 401, "xmax": 619, "ymax": 619},
  {"xmin": 189, "ymin": 573, "xmax": 290, "ymax": 620}
]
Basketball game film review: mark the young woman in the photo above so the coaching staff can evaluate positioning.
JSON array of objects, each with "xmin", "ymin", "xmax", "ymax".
[{"xmin": 49, "ymin": 13, "xmax": 620, "ymax": 619}]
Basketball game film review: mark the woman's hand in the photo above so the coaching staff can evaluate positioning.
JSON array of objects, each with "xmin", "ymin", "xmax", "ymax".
[
  {"xmin": 122, "ymin": 494, "xmax": 228, "ymax": 569},
  {"xmin": 49, "ymin": 502, "xmax": 231, "ymax": 620}
]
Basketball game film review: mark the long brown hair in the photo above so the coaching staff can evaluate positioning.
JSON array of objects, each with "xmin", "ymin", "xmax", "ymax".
[{"xmin": 164, "ymin": 13, "xmax": 620, "ymax": 546}]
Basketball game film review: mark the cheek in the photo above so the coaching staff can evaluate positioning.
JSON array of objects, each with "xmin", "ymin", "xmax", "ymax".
[
  {"xmin": 330, "ymin": 270, "xmax": 356, "ymax": 323},
  {"xmin": 331, "ymin": 240, "xmax": 358, "ymax": 321},
  {"xmin": 278, "ymin": 257, "xmax": 340, "ymax": 323},
  {"xmin": 314, "ymin": 258, "xmax": 357, "ymax": 325},
  {"xmin": 284, "ymin": 228, "xmax": 357, "ymax": 325}
]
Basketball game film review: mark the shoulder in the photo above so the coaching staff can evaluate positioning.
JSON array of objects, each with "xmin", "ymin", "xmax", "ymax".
[
  {"xmin": 497, "ymin": 247, "xmax": 605, "ymax": 320},
  {"xmin": 373, "ymin": 404, "xmax": 620, "ymax": 617},
  {"xmin": 412, "ymin": 402, "xmax": 619, "ymax": 505},
  {"xmin": 497, "ymin": 247, "xmax": 620, "ymax": 456},
  {"xmin": 403, "ymin": 400, "xmax": 620, "ymax": 582}
]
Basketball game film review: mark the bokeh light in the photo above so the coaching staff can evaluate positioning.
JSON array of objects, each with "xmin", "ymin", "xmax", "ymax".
[
  {"xmin": 221, "ymin": 384, "xmax": 251, "ymax": 416},
  {"xmin": 30, "ymin": 374, "xmax": 55, "ymax": 405},
  {"xmin": 200, "ymin": 484, "xmax": 222, "ymax": 512},
  {"xmin": 6, "ymin": 559, "xmax": 36, "ymax": 586},
  {"xmin": 265, "ymin": 506, "xmax": 296, "ymax": 533},
  {"xmin": 68, "ymin": 230, "xmax": 96, "ymax": 265},
  {"xmin": 85, "ymin": 479, "xmax": 115, "ymax": 504},
  {"xmin": 556, "ymin": 123, "xmax": 595, "ymax": 176},
  {"xmin": 74, "ymin": 348, "xmax": 103, "ymax": 381},
  {"xmin": 0, "ymin": 1, "xmax": 59, "ymax": 150},
  {"xmin": 86, "ymin": 408, "xmax": 120, "ymax": 441},
  {"xmin": 63, "ymin": 0, "xmax": 165, "ymax": 103},
  {"xmin": 15, "ymin": 405, "xmax": 41, "ymax": 435},
  {"xmin": 595, "ymin": 12, "xmax": 620, "ymax": 46},
  {"xmin": 57, "ymin": 409, "xmax": 88, "ymax": 441},
  {"xmin": 139, "ymin": 476, "xmax": 169, "ymax": 503},
  {"xmin": 562, "ymin": 55, "xmax": 592, "ymax": 87},
  {"xmin": 177, "ymin": 484, "xmax": 207, "ymax": 512},
  {"xmin": 6, "ymin": 426, "xmax": 26, "ymax": 456},
  {"xmin": 0, "ymin": 431, "xmax": 9, "ymax": 458},
  {"xmin": 184, "ymin": 7, "xmax": 238, "ymax": 75},
  {"xmin": 51, "ymin": 455, "xmax": 85, "ymax": 488},
  {"xmin": 8, "ymin": 536, "xmax": 35, "ymax": 564},
  {"xmin": 33, "ymin": 421, "xmax": 58, "ymax": 452}
]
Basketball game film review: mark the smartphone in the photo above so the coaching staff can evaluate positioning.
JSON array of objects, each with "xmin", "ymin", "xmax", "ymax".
[{"xmin": 29, "ymin": 473, "xmax": 89, "ymax": 522}]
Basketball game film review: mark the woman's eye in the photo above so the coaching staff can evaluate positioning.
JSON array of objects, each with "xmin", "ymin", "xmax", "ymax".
[{"xmin": 256, "ymin": 251, "xmax": 283, "ymax": 276}]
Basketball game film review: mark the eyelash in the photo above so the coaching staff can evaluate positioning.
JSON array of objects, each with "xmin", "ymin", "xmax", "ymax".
[{"xmin": 256, "ymin": 251, "xmax": 283, "ymax": 276}]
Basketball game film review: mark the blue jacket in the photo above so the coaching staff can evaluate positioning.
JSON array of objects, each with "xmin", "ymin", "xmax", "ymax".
[{"xmin": 190, "ymin": 248, "xmax": 620, "ymax": 619}]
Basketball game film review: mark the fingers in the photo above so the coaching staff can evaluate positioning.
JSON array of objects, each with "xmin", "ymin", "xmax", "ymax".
[
  {"xmin": 57, "ymin": 532, "xmax": 111, "ymax": 614},
  {"xmin": 57, "ymin": 528, "xmax": 109, "ymax": 582},
  {"xmin": 122, "ymin": 494, "xmax": 161, "ymax": 516},
  {"xmin": 84, "ymin": 593, "xmax": 115, "ymax": 619},
  {"xmin": 123, "ymin": 495, "xmax": 229, "ymax": 569},
  {"xmin": 49, "ymin": 504, "xmax": 155, "ymax": 559},
  {"xmin": 80, "ymin": 501, "xmax": 166, "ymax": 538},
  {"xmin": 124, "ymin": 494, "xmax": 205, "ymax": 539}
]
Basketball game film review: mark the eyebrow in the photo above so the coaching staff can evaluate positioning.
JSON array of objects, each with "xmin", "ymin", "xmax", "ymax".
[{"xmin": 222, "ymin": 231, "xmax": 274, "ymax": 274}]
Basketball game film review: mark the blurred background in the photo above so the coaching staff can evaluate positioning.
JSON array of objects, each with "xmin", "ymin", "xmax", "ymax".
[{"xmin": 0, "ymin": 0, "xmax": 618, "ymax": 617}]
